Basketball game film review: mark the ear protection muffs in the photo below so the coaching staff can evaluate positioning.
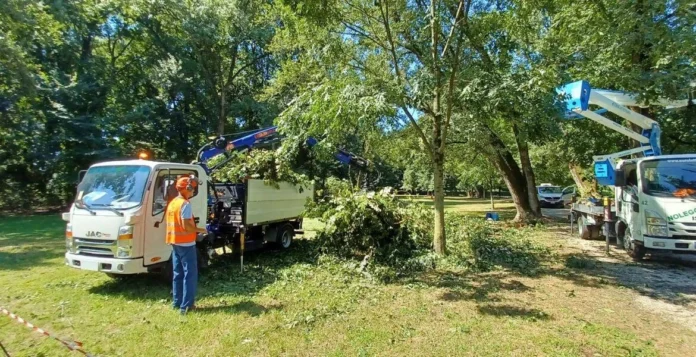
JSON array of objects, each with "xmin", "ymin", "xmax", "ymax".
[{"xmin": 186, "ymin": 174, "xmax": 195, "ymax": 192}]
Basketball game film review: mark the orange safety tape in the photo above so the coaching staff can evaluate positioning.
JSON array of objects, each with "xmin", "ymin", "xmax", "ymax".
[{"xmin": 0, "ymin": 307, "xmax": 95, "ymax": 357}]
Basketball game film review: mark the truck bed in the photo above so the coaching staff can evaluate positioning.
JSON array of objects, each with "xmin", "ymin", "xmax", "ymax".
[
  {"xmin": 571, "ymin": 202, "xmax": 615, "ymax": 216},
  {"xmin": 244, "ymin": 179, "xmax": 314, "ymax": 225}
]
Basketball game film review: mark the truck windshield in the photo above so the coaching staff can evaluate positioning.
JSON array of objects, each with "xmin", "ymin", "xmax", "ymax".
[
  {"xmin": 77, "ymin": 165, "xmax": 151, "ymax": 210},
  {"xmin": 538, "ymin": 186, "xmax": 562, "ymax": 194},
  {"xmin": 641, "ymin": 159, "xmax": 696, "ymax": 198}
]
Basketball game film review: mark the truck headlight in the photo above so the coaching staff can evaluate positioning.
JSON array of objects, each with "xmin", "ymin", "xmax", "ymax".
[
  {"xmin": 645, "ymin": 211, "xmax": 668, "ymax": 237},
  {"xmin": 647, "ymin": 225, "xmax": 669, "ymax": 237},
  {"xmin": 65, "ymin": 223, "xmax": 75, "ymax": 253},
  {"xmin": 116, "ymin": 244, "xmax": 132, "ymax": 258},
  {"xmin": 117, "ymin": 225, "xmax": 134, "ymax": 258}
]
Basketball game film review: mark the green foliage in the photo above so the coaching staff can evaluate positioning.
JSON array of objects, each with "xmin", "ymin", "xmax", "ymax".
[
  {"xmin": 0, "ymin": 0, "xmax": 281, "ymax": 210},
  {"xmin": 444, "ymin": 215, "xmax": 551, "ymax": 276},
  {"xmin": 209, "ymin": 145, "xmax": 314, "ymax": 190},
  {"xmin": 306, "ymin": 179, "xmax": 434, "ymax": 281},
  {"xmin": 565, "ymin": 255, "xmax": 597, "ymax": 270}
]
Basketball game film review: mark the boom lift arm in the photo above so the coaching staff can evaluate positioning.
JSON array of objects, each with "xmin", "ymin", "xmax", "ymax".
[{"xmin": 557, "ymin": 80, "xmax": 690, "ymax": 185}]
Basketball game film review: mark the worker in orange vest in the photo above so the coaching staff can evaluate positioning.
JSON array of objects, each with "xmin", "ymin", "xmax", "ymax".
[{"xmin": 166, "ymin": 176, "xmax": 200, "ymax": 314}]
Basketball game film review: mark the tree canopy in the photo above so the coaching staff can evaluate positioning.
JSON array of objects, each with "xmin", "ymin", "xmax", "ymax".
[{"xmin": 1, "ymin": 0, "xmax": 695, "ymax": 253}]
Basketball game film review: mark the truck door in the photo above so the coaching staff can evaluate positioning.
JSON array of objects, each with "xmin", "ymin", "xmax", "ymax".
[
  {"xmin": 619, "ymin": 168, "xmax": 639, "ymax": 234},
  {"xmin": 143, "ymin": 168, "xmax": 200, "ymax": 266}
]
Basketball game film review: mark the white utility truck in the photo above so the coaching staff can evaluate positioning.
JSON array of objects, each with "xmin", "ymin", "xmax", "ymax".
[
  {"xmin": 558, "ymin": 80, "xmax": 695, "ymax": 260},
  {"xmin": 62, "ymin": 159, "xmax": 311, "ymax": 277},
  {"xmin": 62, "ymin": 126, "xmax": 370, "ymax": 277}
]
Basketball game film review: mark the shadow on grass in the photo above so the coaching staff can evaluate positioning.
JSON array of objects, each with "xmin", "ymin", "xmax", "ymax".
[
  {"xmin": 477, "ymin": 305, "xmax": 551, "ymax": 320},
  {"xmin": 194, "ymin": 301, "xmax": 284, "ymax": 316},
  {"xmin": 88, "ymin": 239, "xmax": 321, "ymax": 307},
  {"xmin": 0, "ymin": 215, "xmax": 65, "ymax": 271},
  {"xmin": 437, "ymin": 275, "xmax": 531, "ymax": 303}
]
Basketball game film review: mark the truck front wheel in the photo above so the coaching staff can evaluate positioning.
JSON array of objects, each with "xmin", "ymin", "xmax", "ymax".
[{"xmin": 623, "ymin": 228, "xmax": 646, "ymax": 261}]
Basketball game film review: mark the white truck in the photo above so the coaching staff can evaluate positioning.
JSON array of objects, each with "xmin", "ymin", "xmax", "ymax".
[
  {"xmin": 612, "ymin": 155, "xmax": 696, "ymax": 259},
  {"xmin": 62, "ymin": 159, "xmax": 312, "ymax": 277},
  {"xmin": 558, "ymin": 80, "xmax": 695, "ymax": 260}
]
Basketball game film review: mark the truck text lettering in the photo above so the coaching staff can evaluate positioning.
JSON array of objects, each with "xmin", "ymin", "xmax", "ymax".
[{"xmin": 668, "ymin": 208, "xmax": 696, "ymax": 222}]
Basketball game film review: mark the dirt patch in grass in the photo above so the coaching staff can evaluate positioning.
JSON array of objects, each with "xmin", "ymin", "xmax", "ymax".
[{"xmin": 535, "ymin": 223, "xmax": 696, "ymax": 345}]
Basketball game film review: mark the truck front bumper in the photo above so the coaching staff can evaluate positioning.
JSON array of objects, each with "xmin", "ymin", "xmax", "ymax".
[
  {"xmin": 643, "ymin": 236, "xmax": 696, "ymax": 251},
  {"xmin": 65, "ymin": 253, "xmax": 148, "ymax": 274}
]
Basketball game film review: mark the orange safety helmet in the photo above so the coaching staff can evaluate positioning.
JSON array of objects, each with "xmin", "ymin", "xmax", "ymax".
[{"xmin": 175, "ymin": 175, "xmax": 199, "ymax": 192}]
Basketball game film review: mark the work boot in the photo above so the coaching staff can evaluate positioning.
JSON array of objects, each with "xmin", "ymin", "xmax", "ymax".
[{"xmin": 180, "ymin": 305, "xmax": 196, "ymax": 315}]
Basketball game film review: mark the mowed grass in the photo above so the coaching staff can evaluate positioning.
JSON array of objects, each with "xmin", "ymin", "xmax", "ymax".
[
  {"xmin": 0, "ymin": 200, "xmax": 693, "ymax": 356},
  {"xmin": 402, "ymin": 195, "xmax": 517, "ymax": 220}
]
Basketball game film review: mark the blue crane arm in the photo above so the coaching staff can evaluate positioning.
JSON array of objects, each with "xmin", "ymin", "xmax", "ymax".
[
  {"xmin": 196, "ymin": 126, "xmax": 370, "ymax": 174},
  {"xmin": 556, "ymin": 80, "xmax": 690, "ymax": 185}
]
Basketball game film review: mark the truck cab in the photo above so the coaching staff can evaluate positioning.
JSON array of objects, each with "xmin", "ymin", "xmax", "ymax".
[
  {"xmin": 614, "ymin": 155, "xmax": 696, "ymax": 259},
  {"xmin": 63, "ymin": 160, "xmax": 208, "ymax": 276}
]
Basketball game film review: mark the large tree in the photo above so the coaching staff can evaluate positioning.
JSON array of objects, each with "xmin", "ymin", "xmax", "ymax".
[{"xmin": 269, "ymin": 0, "xmax": 490, "ymax": 253}]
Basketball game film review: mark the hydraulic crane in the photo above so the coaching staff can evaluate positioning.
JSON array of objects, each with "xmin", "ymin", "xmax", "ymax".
[{"xmin": 195, "ymin": 126, "xmax": 371, "ymax": 174}]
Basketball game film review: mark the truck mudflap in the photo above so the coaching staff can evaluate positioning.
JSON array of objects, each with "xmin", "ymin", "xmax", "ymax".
[
  {"xmin": 65, "ymin": 253, "xmax": 148, "ymax": 274},
  {"xmin": 643, "ymin": 236, "xmax": 696, "ymax": 251}
]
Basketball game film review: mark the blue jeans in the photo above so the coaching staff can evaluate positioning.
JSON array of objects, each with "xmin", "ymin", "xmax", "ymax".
[{"xmin": 172, "ymin": 245, "xmax": 198, "ymax": 312}]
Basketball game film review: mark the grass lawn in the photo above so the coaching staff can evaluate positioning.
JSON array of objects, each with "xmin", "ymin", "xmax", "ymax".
[
  {"xmin": 402, "ymin": 195, "xmax": 517, "ymax": 220},
  {"xmin": 1, "ymin": 199, "xmax": 694, "ymax": 356}
]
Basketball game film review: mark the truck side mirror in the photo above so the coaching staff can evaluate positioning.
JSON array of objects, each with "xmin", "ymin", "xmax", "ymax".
[{"xmin": 614, "ymin": 169, "xmax": 626, "ymax": 187}]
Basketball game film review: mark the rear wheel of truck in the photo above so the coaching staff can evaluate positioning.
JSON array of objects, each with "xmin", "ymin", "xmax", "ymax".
[
  {"xmin": 577, "ymin": 215, "xmax": 591, "ymax": 240},
  {"xmin": 577, "ymin": 214, "xmax": 600, "ymax": 240},
  {"xmin": 277, "ymin": 224, "xmax": 294, "ymax": 249},
  {"xmin": 623, "ymin": 228, "xmax": 646, "ymax": 261}
]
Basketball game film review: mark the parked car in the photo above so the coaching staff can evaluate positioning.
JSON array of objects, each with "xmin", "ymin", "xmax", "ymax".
[{"xmin": 537, "ymin": 183, "xmax": 576, "ymax": 208}]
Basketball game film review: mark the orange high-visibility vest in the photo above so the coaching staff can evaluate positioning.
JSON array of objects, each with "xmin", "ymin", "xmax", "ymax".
[{"xmin": 165, "ymin": 196, "xmax": 196, "ymax": 245}]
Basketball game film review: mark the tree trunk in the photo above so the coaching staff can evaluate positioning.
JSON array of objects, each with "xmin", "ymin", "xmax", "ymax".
[
  {"xmin": 218, "ymin": 90, "xmax": 227, "ymax": 135},
  {"xmin": 485, "ymin": 127, "xmax": 536, "ymax": 222},
  {"xmin": 433, "ymin": 152, "xmax": 446, "ymax": 254},
  {"xmin": 492, "ymin": 155, "xmax": 533, "ymax": 222},
  {"xmin": 513, "ymin": 125, "xmax": 542, "ymax": 216}
]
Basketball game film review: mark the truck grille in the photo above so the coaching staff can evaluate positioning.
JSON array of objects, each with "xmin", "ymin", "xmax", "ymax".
[
  {"xmin": 74, "ymin": 238, "xmax": 116, "ymax": 257},
  {"xmin": 668, "ymin": 222, "xmax": 696, "ymax": 240}
]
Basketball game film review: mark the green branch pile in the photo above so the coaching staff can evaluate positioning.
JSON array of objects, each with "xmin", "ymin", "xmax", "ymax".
[
  {"xmin": 208, "ymin": 147, "xmax": 314, "ymax": 190},
  {"xmin": 306, "ymin": 179, "xmax": 435, "ymax": 281},
  {"xmin": 443, "ymin": 215, "xmax": 552, "ymax": 276}
]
